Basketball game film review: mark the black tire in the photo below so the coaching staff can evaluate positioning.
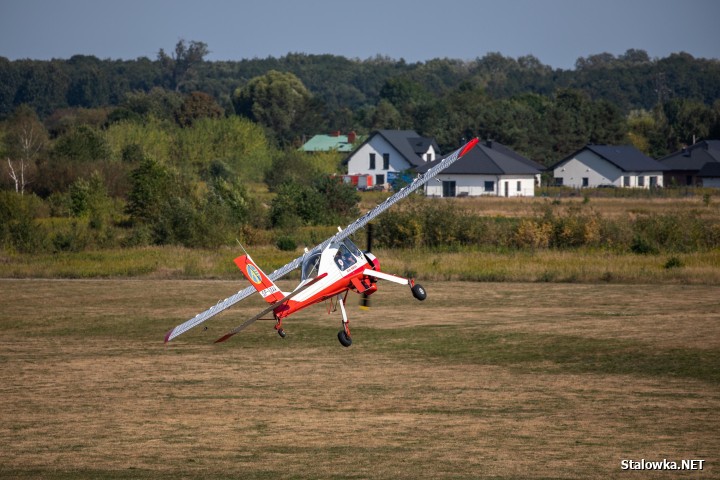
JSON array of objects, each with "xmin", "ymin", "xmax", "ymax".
[
  {"xmin": 411, "ymin": 284, "xmax": 427, "ymax": 301},
  {"xmin": 277, "ymin": 328, "xmax": 286, "ymax": 338},
  {"xmin": 338, "ymin": 330, "xmax": 352, "ymax": 347}
]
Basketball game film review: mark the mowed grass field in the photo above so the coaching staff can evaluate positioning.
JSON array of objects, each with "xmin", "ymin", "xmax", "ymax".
[{"xmin": 1, "ymin": 279, "xmax": 718, "ymax": 479}]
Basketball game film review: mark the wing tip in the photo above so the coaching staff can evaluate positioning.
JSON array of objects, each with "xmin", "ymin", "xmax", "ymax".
[
  {"xmin": 214, "ymin": 333, "xmax": 233, "ymax": 343},
  {"xmin": 164, "ymin": 328, "xmax": 174, "ymax": 343},
  {"xmin": 459, "ymin": 137, "xmax": 479, "ymax": 158}
]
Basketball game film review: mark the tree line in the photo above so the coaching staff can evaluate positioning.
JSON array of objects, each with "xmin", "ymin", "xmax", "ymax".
[
  {"xmin": 2, "ymin": 42, "xmax": 720, "ymax": 156},
  {"xmin": 1, "ymin": 41, "xmax": 720, "ymax": 254}
]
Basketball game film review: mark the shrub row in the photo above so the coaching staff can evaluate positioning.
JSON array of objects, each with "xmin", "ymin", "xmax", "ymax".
[{"xmin": 373, "ymin": 198, "xmax": 720, "ymax": 254}]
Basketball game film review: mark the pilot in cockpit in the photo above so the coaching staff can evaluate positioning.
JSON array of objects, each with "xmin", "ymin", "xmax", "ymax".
[{"xmin": 334, "ymin": 245, "xmax": 357, "ymax": 271}]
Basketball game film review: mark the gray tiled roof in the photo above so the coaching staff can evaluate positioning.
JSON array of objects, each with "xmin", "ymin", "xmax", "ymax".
[
  {"xmin": 416, "ymin": 140, "xmax": 542, "ymax": 175},
  {"xmin": 342, "ymin": 129, "xmax": 439, "ymax": 167},
  {"xmin": 552, "ymin": 145, "xmax": 668, "ymax": 172},
  {"xmin": 659, "ymin": 140, "xmax": 720, "ymax": 171}
]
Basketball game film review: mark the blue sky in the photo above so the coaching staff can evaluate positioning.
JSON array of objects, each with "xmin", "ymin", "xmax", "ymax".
[{"xmin": 1, "ymin": 0, "xmax": 718, "ymax": 70}]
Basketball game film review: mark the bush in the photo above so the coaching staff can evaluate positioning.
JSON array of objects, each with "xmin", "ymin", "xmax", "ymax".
[
  {"xmin": 513, "ymin": 219, "xmax": 552, "ymax": 249},
  {"xmin": 664, "ymin": 256, "xmax": 683, "ymax": 269},
  {"xmin": 0, "ymin": 192, "xmax": 47, "ymax": 253},
  {"xmin": 276, "ymin": 236, "xmax": 297, "ymax": 251}
]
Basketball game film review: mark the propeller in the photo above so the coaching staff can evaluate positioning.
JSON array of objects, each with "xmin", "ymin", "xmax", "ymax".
[{"xmin": 360, "ymin": 223, "xmax": 374, "ymax": 309}]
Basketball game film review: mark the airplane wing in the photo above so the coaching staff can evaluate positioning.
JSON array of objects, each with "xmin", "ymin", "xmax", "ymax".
[
  {"xmin": 165, "ymin": 137, "xmax": 479, "ymax": 342},
  {"xmin": 214, "ymin": 272, "xmax": 328, "ymax": 343}
]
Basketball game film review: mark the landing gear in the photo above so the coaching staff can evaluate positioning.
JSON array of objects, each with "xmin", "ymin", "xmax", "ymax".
[
  {"xmin": 338, "ymin": 329, "xmax": 352, "ymax": 347},
  {"xmin": 336, "ymin": 294, "xmax": 352, "ymax": 348},
  {"xmin": 411, "ymin": 283, "xmax": 427, "ymax": 301},
  {"xmin": 274, "ymin": 318, "xmax": 286, "ymax": 339}
]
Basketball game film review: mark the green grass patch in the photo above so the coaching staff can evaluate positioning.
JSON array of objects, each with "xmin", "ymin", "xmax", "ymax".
[{"xmin": 361, "ymin": 326, "xmax": 720, "ymax": 384}]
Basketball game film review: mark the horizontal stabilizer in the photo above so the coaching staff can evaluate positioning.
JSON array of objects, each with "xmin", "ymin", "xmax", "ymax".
[{"xmin": 363, "ymin": 269, "xmax": 409, "ymax": 285}]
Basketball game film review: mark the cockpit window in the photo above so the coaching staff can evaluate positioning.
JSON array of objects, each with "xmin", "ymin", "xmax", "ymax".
[
  {"xmin": 301, "ymin": 252, "xmax": 322, "ymax": 280},
  {"xmin": 343, "ymin": 238, "xmax": 363, "ymax": 257},
  {"xmin": 334, "ymin": 244, "xmax": 357, "ymax": 271}
]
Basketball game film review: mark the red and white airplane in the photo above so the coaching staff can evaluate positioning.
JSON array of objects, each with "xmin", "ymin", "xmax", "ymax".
[
  {"xmin": 164, "ymin": 137, "xmax": 478, "ymax": 347},
  {"xmin": 214, "ymin": 234, "xmax": 426, "ymax": 346}
]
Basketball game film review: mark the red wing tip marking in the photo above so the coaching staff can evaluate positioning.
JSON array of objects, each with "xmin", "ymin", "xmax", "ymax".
[
  {"xmin": 214, "ymin": 333, "xmax": 234, "ymax": 343},
  {"xmin": 164, "ymin": 328, "xmax": 175, "ymax": 343},
  {"xmin": 459, "ymin": 137, "xmax": 479, "ymax": 157}
]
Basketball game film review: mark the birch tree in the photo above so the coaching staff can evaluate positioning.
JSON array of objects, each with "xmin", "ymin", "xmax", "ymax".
[{"xmin": 4, "ymin": 105, "xmax": 47, "ymax": 195}]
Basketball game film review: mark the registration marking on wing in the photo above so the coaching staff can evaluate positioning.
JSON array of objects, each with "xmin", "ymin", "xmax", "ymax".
[{"xmin": 259, "ymin": 285, "xmax": 280, "ymax": 298}]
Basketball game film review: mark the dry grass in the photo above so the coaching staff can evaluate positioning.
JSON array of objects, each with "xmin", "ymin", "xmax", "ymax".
[
  {"xmin": 360, "ymin": 192, "xmax": 720, "ymax": 221},
  {"xmin": 0, "ymin": 279, "xmax": 718, "ymax": 479}
]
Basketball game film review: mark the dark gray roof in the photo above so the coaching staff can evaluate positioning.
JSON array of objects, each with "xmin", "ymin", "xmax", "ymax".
[
  {"xmin": 552, "ymin": 144, "xmax": 668, "ymax": 172},
  {"xmin": 415, "ymin": 140, "xmax": 543, "ymax": 175},
  {"xmin": 342, "ymin": 130, "xmax": 440, "ymax": 167},
  {"xmin": 659, "ymin": 140, "xmax": 720, "ymax": 171},
  {"xmin": 698, "ymin": 161, "xmax": 720, "ymax": 178}
]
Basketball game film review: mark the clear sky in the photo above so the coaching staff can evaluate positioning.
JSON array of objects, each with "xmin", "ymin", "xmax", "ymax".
[{"xmin": 0, "ymin": 0, "xmax": 718, "ymax": 70}]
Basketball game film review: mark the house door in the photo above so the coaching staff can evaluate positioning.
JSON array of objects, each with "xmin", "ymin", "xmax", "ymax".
[
  {"xmin": 504, "ymin": 181, "xmax": 509, "ymax": 197},
  {"xmin": 442, "ymin": 181, "xmax": 456, "ymax": 197}
]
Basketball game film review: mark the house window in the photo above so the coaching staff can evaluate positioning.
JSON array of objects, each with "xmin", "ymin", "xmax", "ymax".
[
  {"xmin": 517, "ymin": 181, "xmax": 522, "ymax": 192},
  {"xmin": 426, "ymin": 153, "xmax": 432, "ymax": 161},
  {"xmin": 554, "ymin": 177, "xmax": 563, "ymax": 186},
  {"xmin": 582, "ymin": 177, "xmax": 589, "ymax": 187},
  {"xmin": 442, "ymin": 181, "xmax": 456, "ymax": 198},
  {"xmin": 382, "ymin": 153, "xmax": 390, "ymax": 170},
  {"xmin": 638, "ymin": 176, "xmax": 645, "ymax": 187},
  {"xmin": 623, "ymin": 176, "xmax": 630, "ymax": 187},
  {"xmin": 484, "ymin": 181, "xmax": 495, "ymax": 193},
  {"xmin": 649, "ymin": 176, "xmax": 658, "ymax": 188},
  {"xmin": 369, "ymin": 153, "xmax": 376, "ymax": 170},
  {"xmin": 375, "ymin": 174, "xmax": 385, "ymax": 186}
]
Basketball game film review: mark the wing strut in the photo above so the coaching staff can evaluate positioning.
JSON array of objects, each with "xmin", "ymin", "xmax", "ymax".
[{"xmin": 165, "ymin": 137, "xmax": 479, "ymax": 342}]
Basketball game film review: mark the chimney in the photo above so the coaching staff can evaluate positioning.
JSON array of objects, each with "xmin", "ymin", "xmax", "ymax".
[
  {"xmin": 348, "ymin": 131, "xmax": 356, "ymax": 143},
  {"xmin": 485, "ymin": 139, "xmax": 493, "ymax": 148}
]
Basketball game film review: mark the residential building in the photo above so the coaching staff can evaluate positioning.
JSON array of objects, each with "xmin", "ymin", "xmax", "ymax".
[
  {"xmin": 343, "ymin": 130, "xmax": 440, "ymax": 187},
  {"xmin": 551, "ymin": 144, "xmax": 667, "ymax": 188},
  {"xmin": 658, "ymin": 140, "xmax": 720, "ymax": 187},
  {"xmin": 417, "ymin": 140, "xmax": 544, "ymax": 197},
  {"xmin": 300, "ymin": 131, "xmax": 361, "ymax": 152}
]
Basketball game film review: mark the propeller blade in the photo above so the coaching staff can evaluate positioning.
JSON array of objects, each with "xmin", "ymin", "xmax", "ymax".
[{"xmin": 360, "ymin": 292, "xmax": 371, "ymax": 310}]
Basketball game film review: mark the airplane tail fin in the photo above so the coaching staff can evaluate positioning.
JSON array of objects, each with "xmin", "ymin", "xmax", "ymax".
[{"xmin": 234, "ymin": 255, "xmax": 286, "ymax": 304}]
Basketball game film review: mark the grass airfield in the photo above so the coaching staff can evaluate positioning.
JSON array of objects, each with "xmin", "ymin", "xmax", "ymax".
[{"xmin": 1, "ymin": 278, "xmax": 718, "ymax": 479}]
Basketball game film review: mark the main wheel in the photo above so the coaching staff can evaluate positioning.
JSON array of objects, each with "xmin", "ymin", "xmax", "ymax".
[
  {"xmin": 277, "ymin": 328, "xmax": 286, "ymax": 338},
  {"xmin": 338, "ymin": 330, "xmax": 352, "ymax": 347},
  {"xmin": 411, "ymin": 284, "xmax": 427, "ymax": 301}
]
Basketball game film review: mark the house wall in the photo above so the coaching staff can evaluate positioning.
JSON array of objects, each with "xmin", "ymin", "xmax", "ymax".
[
  {"xmin": 425, "ymin": 174, "xmax": 536, "ymax": 197},
  {"xmin": 665, "ymin": 171, "xmax": 699, "ymax": 187},
  {"xmin": 346, "ymin": 136, "xmax": 419, "ymax": 185},
  {"xmin": 703, "ymin": 177, "xmax": 720, "ymax": 188},
  {"xmin": 554, "ymin": 150, "xmax": 664, "ymax": 188}
]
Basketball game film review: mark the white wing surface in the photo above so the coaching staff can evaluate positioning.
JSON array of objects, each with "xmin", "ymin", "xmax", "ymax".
[{"xmin": 165, "ymin": 137, "xmax": 479, "ymax": 342}]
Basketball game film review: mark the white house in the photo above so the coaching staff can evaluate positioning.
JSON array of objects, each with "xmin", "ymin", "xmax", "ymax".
[
  {"xmin": 343, "ymin": 130, "xmax": 440, "ymax": 187},
  {"xmin": 417, "ymin": 140, "xmax": 543, "ymax": 197},
  {"xmin": 552, "ymin": 144, "xmax": 667, "ymax": 188}
]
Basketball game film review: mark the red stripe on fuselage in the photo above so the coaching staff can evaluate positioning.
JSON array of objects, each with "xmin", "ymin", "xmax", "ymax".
[{"xmin": 274, "ymin": 265, "xmax": 369, "ymax": 318}]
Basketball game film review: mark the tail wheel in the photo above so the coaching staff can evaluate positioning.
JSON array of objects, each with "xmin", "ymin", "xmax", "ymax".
[
  {"xmin": 411, "ymin": 284, "xmax": 427, "ymax": 301},
  {"xmin": 338, "ymin": 330, "xmax": 352, "ymax": 347}
]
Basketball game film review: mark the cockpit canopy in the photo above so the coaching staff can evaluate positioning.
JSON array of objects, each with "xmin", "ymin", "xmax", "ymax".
[
  {"xmin": 300, "ymin": 238, "xmax": 366, "ymax": 280},
  {"xmin": 301, "ymin": 251, "xmax": 322, "ymax": 280}
]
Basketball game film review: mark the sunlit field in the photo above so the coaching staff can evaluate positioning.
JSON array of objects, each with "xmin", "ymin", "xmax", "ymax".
[{"xmin": 1, "ymin": 279, "xmax": 718, "ymax": 479}]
